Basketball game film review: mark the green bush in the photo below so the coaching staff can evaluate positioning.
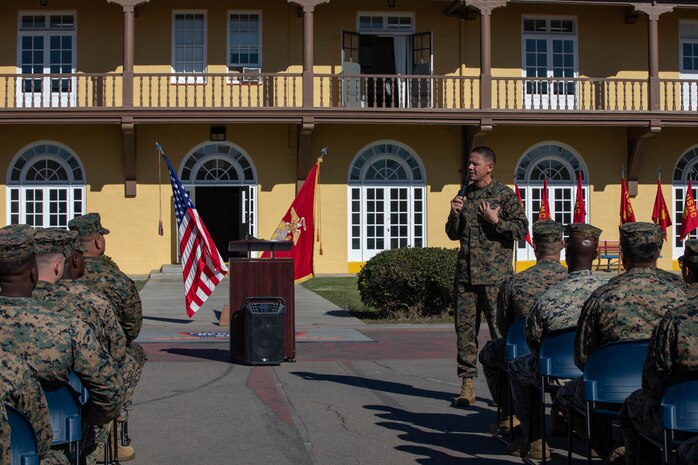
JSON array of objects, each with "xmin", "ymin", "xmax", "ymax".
[{"xmin": 357, "ymin": 247, "xmax": 458, "ymax": 319}]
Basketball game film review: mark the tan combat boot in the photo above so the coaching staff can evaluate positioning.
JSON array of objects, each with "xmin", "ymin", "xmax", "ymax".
[
  {"xmin": 110, "ymin": 426, "xmax": 136, "ymax": 462},
  {"xmin": 489, "ymin": 415, "xmax": 521, "ymax": 435},
  {"xmin": 527, "ymin": 439, "xmax": 551, "ymax": 461},
  {"xmin": 453, "ymin": 378, "xmax": 476, "ymax": 407},
  {"xmin": 507, "ymin": 438, "xmax": 551, "ymax": 460}
]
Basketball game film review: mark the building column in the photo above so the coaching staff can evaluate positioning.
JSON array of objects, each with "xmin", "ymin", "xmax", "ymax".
[
  {"xmin": 465, "ymin": 0, "xmax": 507, "ymax": 111},
  {"xmin": 289, "ymin": 0, "xmax": 329, "ymax": 183},
  {"xmin": 633, "ymin": 3, "xmax": 673, "ymax": 112},
  {"xmin": 108, "ymin": 0, "xmax": 150, "ymax": 196}
]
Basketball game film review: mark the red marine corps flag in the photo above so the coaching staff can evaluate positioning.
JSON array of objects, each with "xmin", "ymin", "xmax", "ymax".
[
  {"xmin": 620, "ymin": 176, "xmax": 636, "ymax": 224},
  {"xmin": 680, "ymin": 178, "xmax": 698, "ymax": 241},
  {"xmin": 538, "ymin": 177, "xmax": 552, "ymax": 221},
  {"xmin": 573, "ymin": 172, "xmax": 586, "ymax": 223},
  {"xmin": 651, "ymin": 176, "xmax": 672, "ymax": 240},
  {"xmin": 514, "ymin": 182, "xmax": 532, "ymax": 246},
  {"xmin": 263, "ymin": 149, "xmax": 325, "ymax": 282}
]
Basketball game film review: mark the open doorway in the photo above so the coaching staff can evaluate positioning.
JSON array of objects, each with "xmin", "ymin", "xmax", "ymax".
[{"xmin": 359, "ymin": 35, "xmax": 396, "ymax": 107}]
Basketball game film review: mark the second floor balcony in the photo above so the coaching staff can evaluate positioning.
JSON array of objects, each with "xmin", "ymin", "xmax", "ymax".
[{"xmin": 2, "ymin": 71, "xmax": 698, "ymax": 121}]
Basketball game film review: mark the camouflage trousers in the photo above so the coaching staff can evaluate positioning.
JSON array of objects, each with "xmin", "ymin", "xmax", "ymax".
[
  {"xmin": 677, "ymin": 436, "xmax": 698, "ymax": 465},
  {"xmin": 43, "ymin": 450, "xmax": 71, "ymax": 465},
  {"xmin": 81, "ymin": 422, "xmax": 111, "ymax": 465},
  {"xmin": 510, "ymin": 354, "xmax": 569, "ymax": 439},
  {"xmin": 478, "ymin": 337, "xmax": 509, "ymax": 413},
  {"xmin": 619, "ymin": 389, "xmax": 662, "ymax": 465},
  {"xmin": 552, "ymin": 377, "xmax": 617, "ymax": 457},
  {"xmin": 120, "ymin": 342, "xmax": 147, "ymax": 420},
  {"xmin": 454, "ymin": 282, "xmax": 500, "ymax": 378}
]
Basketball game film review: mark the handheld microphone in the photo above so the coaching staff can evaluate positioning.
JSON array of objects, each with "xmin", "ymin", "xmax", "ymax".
[{"xmin": 458, "ymin": 184, "xmax": 467, "ymax": 197}]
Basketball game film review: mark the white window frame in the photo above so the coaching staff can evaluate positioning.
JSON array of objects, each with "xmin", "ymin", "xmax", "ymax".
[
  {"xmin": 672, "ymin": 145, "xmax": 698, "ymax": 258},
  {"xmin": 356, "ymin": 12, "xmax": 416, "ymax": 35},
  {"xmin": 514, "ymin": 141, "xmax": 589, "ymax": 262},
  {"xmin": 171, "ymin": 10, "xmax": 207, "ymax": 84},
  {"xmin": 679, "ymin": 21, "xmax": 698, "ymax": 111},
  {"xmin": 16, "ymin": 11, "xmax": 77, "ymax": 108},
  {"xmin": 347, "ymin": 140, "xmax": 426, "ymax": 262},
  {"xmin": 6, "ymin": 140, "xmax": 86, "ymax": 228},
  {"xmin": 521, "ymin": 15, "xmax": 578, "ymax": 110},
  {"xmin": 227, "ymin": 10, "xmax": 262, "ymax": 70}
]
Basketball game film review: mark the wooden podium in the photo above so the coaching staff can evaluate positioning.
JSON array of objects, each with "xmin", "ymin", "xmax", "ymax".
[{"xmin": 228, "ymin": 240, "xmax": 295, "ymax": 363}]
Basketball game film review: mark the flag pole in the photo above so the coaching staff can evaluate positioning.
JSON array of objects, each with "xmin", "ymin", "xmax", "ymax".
[
  {"xmin": 513, "ymin": 176, "xmax": 518, "ymax": 271},
  {"xmin": 156, "ymin": 142, "xmax": 164, "ymax": 236},
  {"xmin": 316, "ymin": 147, "xmax": 327, "ymax": 256}
]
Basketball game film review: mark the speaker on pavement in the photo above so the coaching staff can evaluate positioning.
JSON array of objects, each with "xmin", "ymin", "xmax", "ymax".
[{"xmin": 243, "ymin": 297, "xmax": 286, "ymax": 365}]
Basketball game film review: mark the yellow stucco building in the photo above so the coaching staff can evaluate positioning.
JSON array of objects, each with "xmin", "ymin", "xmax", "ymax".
[{"xmin": 1, "ymin": 0, "xmax": 697, "ymax": 275}]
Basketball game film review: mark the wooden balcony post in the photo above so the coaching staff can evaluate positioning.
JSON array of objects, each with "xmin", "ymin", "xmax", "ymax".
[
  {"xmin": 632, "ymin": 3, "xmax": 673, "ymax": 112},
  {"xmin": 108, "ymin": 0, "xmax": 149, "ymax": 108},
  {"xmin": 289, "ymin": 0, "xmax": 329, "ymax": 109},
  {"xmin": 465, "ymin": 0, "xmax": 508, "ymax": 110}
]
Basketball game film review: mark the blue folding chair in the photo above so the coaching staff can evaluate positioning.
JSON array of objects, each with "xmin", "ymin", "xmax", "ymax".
[
  {"xmin": 537, "ymin": 328, "xmax": 582, "ymax": 465},
  {"xmin": 494, "ymin": 318, "xmax": 530, "ymax": 440},
  {"xmin": 67, "ymin": 371, "xmax": 89, "ymax": 405},
  {"xmin": 41, "ymin": 381, "xmax": 82, "ymax": 465},
  {"xmin": 567, "ymin": 339, "xmax": 649, "ymax": 465},
  {"xmin": 6, "ymin": 404, "xmax": 40, "ymax": 465},
  {"xmin": 641, "ymin": 376, "xmax": 698, "ymax": 464}
]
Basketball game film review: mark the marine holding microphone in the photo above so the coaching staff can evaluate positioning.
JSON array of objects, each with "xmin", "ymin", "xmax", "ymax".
[{"xmin": 445, "ymin": 146, "xmax": 529, "ymax": 407}]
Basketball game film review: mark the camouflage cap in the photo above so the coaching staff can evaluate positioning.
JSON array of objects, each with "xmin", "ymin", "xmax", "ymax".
[
  {"xmin": 680, "ymin": 239, "xmax": 698, "ymax": 265},
  {"xmin": 565, "ymin": 223, "xmax": 602, "ymax": 242},
  {"xmin": 619, "ymin": 222, "xmax": 664, "ymax": 248},
  {"xmin": 68, "ymin": 213, "xmax": 110, "ymax": 238},
  {"xmin": 0, "ymin": 224, "xmax": 36, "ymax": 261},
  {"xmin": 34, "ymin": 228, "xmax": 86, "ymax": 256},
  {"xmin": 532, "ymin": 220, "xmax": 564, "ymax": 244}
]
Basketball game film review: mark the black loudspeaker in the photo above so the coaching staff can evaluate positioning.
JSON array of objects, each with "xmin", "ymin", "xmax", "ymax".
[{"xmin": 243, "ymin": 297, "xmax": 286, "ymax": 365}]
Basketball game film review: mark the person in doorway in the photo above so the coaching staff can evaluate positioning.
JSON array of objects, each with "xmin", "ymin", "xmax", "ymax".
[{"xmin": 445, "ymin": 146, "xmax": 529, "ymax": 406}]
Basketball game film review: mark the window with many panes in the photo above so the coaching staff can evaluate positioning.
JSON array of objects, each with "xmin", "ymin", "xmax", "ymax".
[
  {"xmin": 172, "ymin": 11, "xmax": 206, "ymax": 82},
  {"xmin": 522, "ymin": 17, "xmax": 577, "ymax": 109},
  {"xmin": 680, "ymin": 21, "xmax": 698, "ymax": 111},
  {"xmin": 673, "ymin": 146, "xmax": 698, "ymax": 258},
  {"xmin": 17, "ymin": 12, "xmax": 76, "ymax": 108},
  {"xmin": 515, "ymin": 143, "xmax": 588, "ymax": 261},
  {"xmin": 228, "ymin": 12, "xmax": 261, "ymax": 70},
  {"xmin": 356, "ymin": 13, "xmax": 415, "ymax": 34},
  {"xmin": 7, "ymin": 142, "xmax": 85, "ymax": 228},
  {"xmin": 347, "ymin": 141, "xmax": 426, "ymax": 262}
]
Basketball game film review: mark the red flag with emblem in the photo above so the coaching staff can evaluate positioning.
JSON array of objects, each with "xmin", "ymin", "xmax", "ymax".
[
  {"xmin": 620, "ymin": 177, "xmax": 636, "ymax": 224},
  {"xmin": 651, "ymin": 179, "xmax": 672, "ymax": 240},
  {"xmin": 680, "ymin": 178, "xmax": 698, "ymax": 241},
  {"xmin": 514, "ymin": 183, "xmax": 532, "ymax": 246},
  {"xmin": 262, "ymin": 159, "xmax": 322, "ymax": 282},
  {"xmin": 538, "ymin": 178, "xmax": 551, "ymax": 221},
  {"xmin": 573, "ymin": 172, "xmax": 586, "ymax": 223}
]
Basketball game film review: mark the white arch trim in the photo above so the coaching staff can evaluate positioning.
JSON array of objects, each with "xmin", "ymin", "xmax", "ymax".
[
  {"xmin": 672, "ymin": 143, "xmax": 698, "ymax": 184},
  {"xmin": 7, "ymin": 140, "xmax": 86, "ymax": 185},
  {"xmin": 513, "ymin": 140, "xmax": 589, "ymax": 184},
  {"xmin": 178, "ymin": 141, "xmax": 258, "ymax": 185},
  {"xmin": 347, "ymin": 139, "xmax": 426, "ymax": 185}
]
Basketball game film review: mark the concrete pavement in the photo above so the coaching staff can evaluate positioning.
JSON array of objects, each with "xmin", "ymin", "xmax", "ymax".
[{"xmin": 128, "ymin": 268, "xmax": 591, "ymax": 464}]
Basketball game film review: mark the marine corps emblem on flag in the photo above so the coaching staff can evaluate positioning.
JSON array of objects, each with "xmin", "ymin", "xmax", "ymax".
[{"xmin": 273, "ymin": 207, "xmax": 306, "ymax": 245}]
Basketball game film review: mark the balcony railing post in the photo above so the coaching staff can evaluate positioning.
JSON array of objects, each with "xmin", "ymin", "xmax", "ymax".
[{"xmin": 632, "ymin": 3, "xmax": 673, "ymax": 111}]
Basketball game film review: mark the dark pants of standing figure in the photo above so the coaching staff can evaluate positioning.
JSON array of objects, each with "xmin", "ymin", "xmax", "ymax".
[{"xmin": 454, "ymin": 282, "xmax": 500, "ymax": 379}]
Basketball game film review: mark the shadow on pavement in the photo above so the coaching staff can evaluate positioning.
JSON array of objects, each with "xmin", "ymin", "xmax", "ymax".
[
  {"xmin": 143, "ymin": 316, "xmax": 194, "ymax": 324},
  {"xmin": 325, "ymin": 310, "xmax": 357, "ymax": 317},
  {"xmin": 291, "ymin": 371, "xmax": 455, "ymax": 403},
  {"xmin": 161, "ymin": 347, "xmax": 230, "ymax": 363}
]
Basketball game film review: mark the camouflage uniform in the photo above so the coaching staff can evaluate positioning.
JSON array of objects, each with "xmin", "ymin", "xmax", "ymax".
[
  {"xmin": 0, "ymin": 348, "xmax": 70, "ymax": 465},
  {"xmin": 553, "ymin": 222, "xmax": 688, "ymax": 457},
  {"xmin": 687, "ymin": 283, "xmax": 698, "ymax": 300},
  {"xmin": 0, "ymin": 393, "xmax": 8, "ymax": 465},
  {"xmin": 510, "ymin": 266, "xmax": 607, "ymax": 439},
  {"xmin": 69, "ymin": 214, "xmax": 146, "ymax": 421},
  {"xmin": 479, "ymin": 221, "xmax": 567, "ymax": 413},
  {"xmin": 655, "ymin": 267, "xmax": 688, "ymax": 289},
  {"xmin": 620, "ymin": 240, "xmax": 698, "ymax": 465},
  {"xmin": 678, "ymin": 436, "xmax": 698, "ymax": 465},
  {"xmin": 445, "ymin": 177, "xmax": 528, "ymax": 379}
]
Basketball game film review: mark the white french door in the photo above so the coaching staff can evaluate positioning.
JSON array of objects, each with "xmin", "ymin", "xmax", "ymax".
[
  {"xmin": 8, "ymin": 186, "xmax": 84, "ymax": 228},
  {"xmin": 524, "ymin": 36, "xmax": 577, "ymax": 110},
  {"xmin": 349, "ymin": 185, "xmax": 425, "ymax": 262}
]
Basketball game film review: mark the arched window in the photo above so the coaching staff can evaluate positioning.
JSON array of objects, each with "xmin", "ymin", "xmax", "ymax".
[
  {"xmin": 347, "ymin": 141, "xmax": 426, "ymax": 262},
  {"xmin": 672, "ymin": 146, "xmax": 698, "ymax": 258},
  {"xmin": 179, "ymin": 142, "xmax": 258, "ymax": 246},
  {"xmin": 514, "ymin": 142, "xmax": 588, "ymax": 261},
  {"xmin": 7, "ymin": 141, "xmax": 85, "ymax": 227}
]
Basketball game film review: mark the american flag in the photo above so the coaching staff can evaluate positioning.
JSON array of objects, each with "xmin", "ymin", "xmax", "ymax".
[{"xmin": 157, "ymin": 143, "xmax": 228, "ymax": 317}]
